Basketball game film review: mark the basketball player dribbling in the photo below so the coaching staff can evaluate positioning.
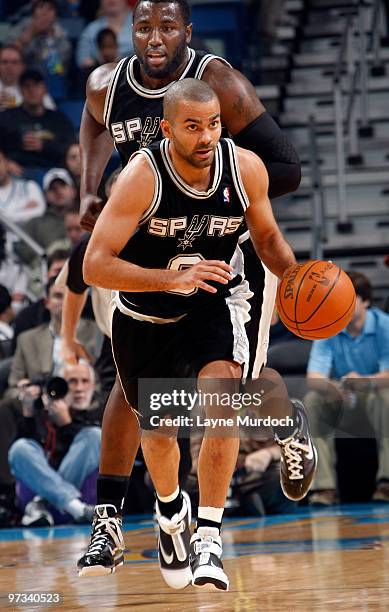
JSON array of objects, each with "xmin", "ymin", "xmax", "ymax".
[
  {"xmin": 82, "ymin": 79, "xmax": 316, "ymax": 591},
  {"xmin": 74, "ymin": 0, "xmax": 316, "ymax": 579}
]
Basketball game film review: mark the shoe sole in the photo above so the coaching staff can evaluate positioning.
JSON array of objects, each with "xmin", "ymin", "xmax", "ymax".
[
  {"xmin": 160, "ymin": 566, "xmax": 192, "ymax": 589},
  {"xmin": 78, "ymin": 558, "xmax": 124, "ymax": 577},
  {"xmin": 192, "ymin": 567, "xmax": 229, "ymax": 591}
]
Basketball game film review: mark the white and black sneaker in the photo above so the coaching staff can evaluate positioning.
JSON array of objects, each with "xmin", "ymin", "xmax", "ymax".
[
  {"xmin": 190, "ymin": 527, "xmax": 229, "ymax": 591},
  {"xmin": 275, "ymin": 399, "xmax": 318, "ymax": 501},
  {"xmin": 77, "ymin": 504, "xmax": 125, "ymax": 577},
  {"xmin": 156, "ymin": 491, "xmax": 192, "ymax": 589}
]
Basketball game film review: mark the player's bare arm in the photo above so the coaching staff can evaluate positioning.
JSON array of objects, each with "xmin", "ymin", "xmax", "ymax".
[
  {"xmin": 80, "ymin": 64, "xmax": 116, "ymax": 229},
  {"xmin": 83, "ymin": 156, "xmax": 232, "ymax": 293},
  {"xmin": 61, "ymin": 289, "xmax": 91, "ymax": 365},
  {"xmin": 238, "ymin": 147, "xmax": 296, "ymax": 278},
  {"xmin": 202, "ymin": 61, "xmax": 265, "ymax": 134}
]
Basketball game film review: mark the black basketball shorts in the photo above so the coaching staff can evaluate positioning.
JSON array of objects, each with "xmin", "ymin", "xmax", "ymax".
[{"xmin": 111, "ymin": 295, "xmax": 250, "ymax": 427}]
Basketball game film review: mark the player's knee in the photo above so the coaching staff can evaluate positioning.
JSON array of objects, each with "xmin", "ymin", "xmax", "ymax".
[{"xmin": 142, "ymin": 434, "xmax": 177, "ymax": 455}]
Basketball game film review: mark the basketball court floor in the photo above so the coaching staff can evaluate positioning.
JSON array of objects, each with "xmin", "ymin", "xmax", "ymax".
[{"xmin": 1, "ymin": 503, "xmax": 389, "ymax": 610}]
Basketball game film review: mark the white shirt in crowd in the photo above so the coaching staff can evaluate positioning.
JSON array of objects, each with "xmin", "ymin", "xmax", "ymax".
[
  {"xmin": 0, "ymin": 81, "xmax": 56, "ymax": 112},
  {"xmin": 0, "ymin": 177, "xmax": 46, "ymax": 223}
]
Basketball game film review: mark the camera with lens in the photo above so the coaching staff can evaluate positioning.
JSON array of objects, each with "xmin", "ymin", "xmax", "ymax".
[{"xmin": 30, "ymin": 374, "xmax": 69, "ymax": 407}]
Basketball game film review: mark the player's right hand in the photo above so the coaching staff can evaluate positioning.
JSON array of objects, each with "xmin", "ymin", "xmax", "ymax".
[
  {"xmin": 174, "ymin": 260, "xmax": 233, "ymax": 294},
  {"xmin": 61, "ymin": 339, "xmax": 92, "ymax": 365},
  {"xmin": 80, "ymin": 194, "xmax": 105, "ymax": 231}
]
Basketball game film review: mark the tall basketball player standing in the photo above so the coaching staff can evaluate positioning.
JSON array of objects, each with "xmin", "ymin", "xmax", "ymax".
[{"xmin": 83, "ymin": 80, "xmax": 302, "ymax": 591}]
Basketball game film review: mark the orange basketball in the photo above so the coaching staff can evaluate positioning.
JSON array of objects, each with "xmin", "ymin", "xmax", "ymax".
[{"xmin": 276, "ymin": 260, "xmax": 356, "ymax": 340}]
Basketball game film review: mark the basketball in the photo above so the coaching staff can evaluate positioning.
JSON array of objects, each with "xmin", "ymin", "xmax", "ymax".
[{"xmin": 276, "ymin": 260, "xmax": 356, "ymax": 340}]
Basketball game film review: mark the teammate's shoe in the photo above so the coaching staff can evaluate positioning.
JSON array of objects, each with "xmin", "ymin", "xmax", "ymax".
[
  {"xmin": 77, "ymin": 504, "xmax": 125, "ymax": 577},
  {"xmin": 190, "ymin": 527, "xmax": 229, "ymax": 591},
  {"xmin": 275, "ymin": 399, "xmax": 318, "ymax": 501},
  {"xmin": 155, "ymin": 491, "xmax": 192, "ymax": 589}
]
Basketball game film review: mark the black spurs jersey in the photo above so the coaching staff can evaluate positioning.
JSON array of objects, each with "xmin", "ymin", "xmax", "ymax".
[
  {"xmin": 104, "ymin": 48, "xmax": 231, "ymax": 167},
  {"xmin": 115, "ymin": 138, "xmax": 252, "ymax": 321}
]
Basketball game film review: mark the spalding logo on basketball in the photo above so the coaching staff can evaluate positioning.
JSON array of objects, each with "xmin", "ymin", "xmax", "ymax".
[{"xmin": 276, "ymin": 260, "xmax": 356, "ymax": 340}]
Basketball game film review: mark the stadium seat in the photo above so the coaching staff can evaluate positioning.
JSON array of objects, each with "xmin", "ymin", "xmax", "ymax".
[
  {"xmin": 58, "ymin": 100, "xmax": 84, "ymax": 131},
  {"xmin": 190, "ymin": 0, "xmax": 247, "ymax": 70}
]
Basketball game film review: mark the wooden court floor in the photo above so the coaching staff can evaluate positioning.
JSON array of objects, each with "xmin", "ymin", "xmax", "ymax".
[{"xmin": 1, "ymin": 504, "xmax": 389, "ymax": 611}]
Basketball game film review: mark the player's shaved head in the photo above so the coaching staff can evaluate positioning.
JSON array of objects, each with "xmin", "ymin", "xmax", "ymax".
[{"xmin": 163, "ymin": 78, "xmax": 218, "ymax": 122}]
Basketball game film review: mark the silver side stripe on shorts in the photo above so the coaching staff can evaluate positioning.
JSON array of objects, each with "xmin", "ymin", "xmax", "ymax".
[{"xmin": 251, "ymin": 263, "xmax": 278, "ymax": 379}]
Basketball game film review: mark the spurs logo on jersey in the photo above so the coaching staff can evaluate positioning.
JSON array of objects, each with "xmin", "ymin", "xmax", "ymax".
[
  {"xmin": 111, "ymin": 116, "xmax": 161, "ymax": 147},
  {"xmin": 116, "ymin": 138, "xmax": 251, "ymax": 321},
  {"xmin": 103, "ymin": 49, "xmax": 232, "ymax": 167},
  {"xmin": 148, "ymin": 214, "xmax": 244, "ymax": 250}
]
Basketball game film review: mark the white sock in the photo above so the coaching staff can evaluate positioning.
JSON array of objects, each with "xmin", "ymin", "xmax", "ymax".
[
  {"xmin": 198, "ymin": 506, "xmax": 224, "ymax": 524},
  {"xmin": 64, "ymin": 497, "xmax": 86, "ymax": 520},
  {"xmin": 157, "ymin": 486, "xmax": 180, "ymax": 503}
]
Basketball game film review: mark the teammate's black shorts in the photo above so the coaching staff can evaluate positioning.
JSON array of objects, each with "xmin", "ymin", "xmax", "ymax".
[{"xmin": 111, "ymin": 296, "xmax": 250, "ymax": 429}]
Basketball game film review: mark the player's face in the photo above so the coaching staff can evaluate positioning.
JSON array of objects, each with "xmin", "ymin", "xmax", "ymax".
[
  {"xmin": 162, "ymin": 98, "xmax": 222, "ymax": 169},
  {"xmin": 133, "ymin": 2, "xmax": 192, "ymax": 79}
]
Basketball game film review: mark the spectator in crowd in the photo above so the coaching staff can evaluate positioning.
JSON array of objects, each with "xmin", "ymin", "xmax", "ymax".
[
  {"xmin": 64, "ymin": 142, "xmax": 81, "ymax": 192},
  {"xmin": 0, "ymin": 223, "xmax": 29, "ymax": 314},
  {"xmin": 8, "ymin": 360, "xmax": 102, "ymax": 526},
  {"xmin": 47, "ymin": 207, "xmax": 83, "ymax": 255},
  {"xmin": 16, "ymin": 168, "xmax": 77, "ymax": 262},
  {"xmin": 64, "ymin": 208, "xmax": 83, "ymax": 246},
  {"xmin": 0, "ymin": 69, "xmax": 76, "ymax": 175},
  {"xmin": 0, "ymin": 44, "xmax": 56, "ymax": 112},
  {"xmin": 0, "ymin": 147, "xmax": 45, "ymax": 223},
  {"xmin": 8, "ymin": 277, "xmax": 97, "ymax": 391},
  {"xmin": 96, "ymin": 28, "xmax": 119, "ymax": 65},
  {"xmin": 0, "ymin": 285, "xmax": 15, "ymax": 360},
  {"xmin": 8, "ymin": 0, "xmax": 72, "ymax": 82},
  {"xmin": 12, "ymin": 248, "xmax": 69, "ymax": 348},
  {"xmin": 305, "ymin": 271, "xmax": 389, "ymax": 505},
  {"xmin": 76, "ymin": 0, "xmax": 133, "ymax": 70}
]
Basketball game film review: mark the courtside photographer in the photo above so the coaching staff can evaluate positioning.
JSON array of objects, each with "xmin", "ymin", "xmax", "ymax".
[{"xmin": 8, "ymin": 360, "xmax": 102, "ymax": 526}]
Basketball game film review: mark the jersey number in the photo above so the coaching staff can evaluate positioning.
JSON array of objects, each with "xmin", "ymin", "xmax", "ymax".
[{"xmin": 167, "ymin": 254, "xmax": 203, "ymax": 296}]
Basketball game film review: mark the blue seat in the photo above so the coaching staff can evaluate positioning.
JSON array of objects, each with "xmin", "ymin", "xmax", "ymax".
[
  {"xmin": 59, "ymin": 17, "xmax": 86, "ymax": 42},
  {"xmin": 190, "ymin": 1, "xmax": 247, "ymax": 69},
  {"xmin": 58, "ymin": 100, "xmax": 84, "ymax": 131}
]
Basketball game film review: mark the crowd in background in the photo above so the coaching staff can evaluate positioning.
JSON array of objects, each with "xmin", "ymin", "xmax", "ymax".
[{"xmin": 0, "ymin": 0, "xmax": 388, "ymax": 528}]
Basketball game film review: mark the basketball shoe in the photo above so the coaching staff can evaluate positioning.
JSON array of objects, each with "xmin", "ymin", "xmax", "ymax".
[
  {"xmin": 155, "ymin": 491, "xmax": 192, "ymax": 589},
  {"xmin": 275, "ymin": 399, "xmax": 318, "ymax": 501},
  {"xmin": 77, "ymin": 504, "xmax": 125, "ymax": 576},
  {"xmin": 190, "ymin": 527, "xmax": 229, "ymax": 591}
]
